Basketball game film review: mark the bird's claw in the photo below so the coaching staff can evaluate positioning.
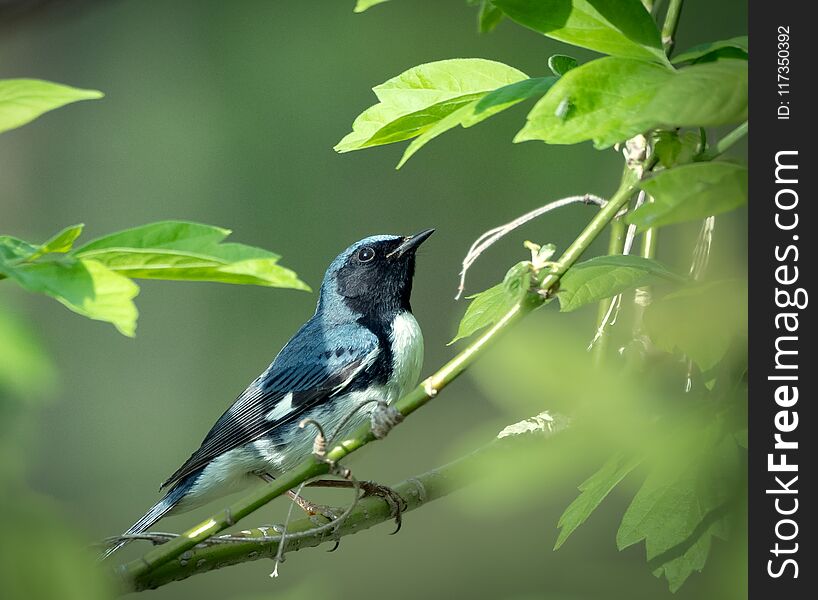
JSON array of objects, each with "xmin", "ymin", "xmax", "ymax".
[{"xmin": 359, "ymin": 480, "xmax": 407, "ymax": 534}]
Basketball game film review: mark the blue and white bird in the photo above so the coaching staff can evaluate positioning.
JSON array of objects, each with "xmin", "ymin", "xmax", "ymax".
[{"xmin": 104, "ymin": 230, "xmax": 433, "ymax": 558}]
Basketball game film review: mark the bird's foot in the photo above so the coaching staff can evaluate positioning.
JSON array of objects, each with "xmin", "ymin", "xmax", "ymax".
[
  {"xmin": 306, "ymin": 478, "xmax": 407, "ymax": 533},
  {"xmin": 285, "ymin": 490, "xmax": 343, "ymax": 522},
  {"xmin": 359, "ymin": 480, "xmax": 407, "ymax": 534}
]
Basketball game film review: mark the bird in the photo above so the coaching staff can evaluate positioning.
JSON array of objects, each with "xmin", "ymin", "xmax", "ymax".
[{"xmin": 103, "ymin": 229, "xmax": 434, "ymax": 559}]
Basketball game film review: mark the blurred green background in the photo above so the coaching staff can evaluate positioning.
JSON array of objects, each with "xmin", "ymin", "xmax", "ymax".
[{"xmin": 1, "ymin": 1, "xmax": 747, "ymax": 599}]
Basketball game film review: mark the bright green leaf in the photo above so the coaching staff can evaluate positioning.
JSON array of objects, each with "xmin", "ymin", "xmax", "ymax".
[
  {"xmin": 644, "ymin": 280, "xmax": 748, "ymax": 372},
  {"xmin": 335, "ymin": 59, "xmax": 527, "ymax": 152},
  {"xmin": 29, "ymin": 224, "xmax": 85, "ymax": 259},
  {"xmin": 1, "ymin": 258, "xmax": 139, "ymax": 336},
  {"xmin": 650, "ymin": 60, "xmax": 748, "ymax": 127},
  {"xmin": 0, "ymin": 79, "xmax": 103, "ymax": 135},
  {"xmin": 466, "ymin": 77, "xmax": 558, "ymax": 126},
  {"xmin": 398, "ymin": 101, "xmax": 479, "ymax": 169},
  {"xmin": 672, "ymin": 36, "xmax": 748, "ymax": 64},
  {"xmin": 517, "ymin": 57, "xmax": 673, "ymax": 147},
  {"xmin": 479, "ymin": 0, "xmax": 505, "ymax": 33},
  {"xmin": 558, "ymin": 255, "xmax": 681, "ymax": 312},
  {"xmin": 354, "ymin": 0, "xmax": 389, "ymax": 12},
  {"xmin": 0, "ymin": 236, "xmax": 38, "ymax": 264},
  {"xmin": 555, "ymin": 454, "xmax": 641, "ymax": 550},
  {"xmin": 548, "ymin": 54, "xmax": 579, "ymax": 77},
  {"xmin": 518, "ymin": 58, "xmax": 747, "ymax": 148},
  {"xmin": 629, "ymin": 162, "xmax": 748, "ymax": 231},
  {"xmin": 493, "ymin": 0, "xmax": 666, "ymax": 62},
  {"xmin": 74, "ymin": 221, "xmax": 309, "ymax": 290}
]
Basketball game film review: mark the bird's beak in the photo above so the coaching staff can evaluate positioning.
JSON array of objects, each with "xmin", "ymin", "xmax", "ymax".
[{"xmin": 388, "ymin": 228, "xmax": 435, "ymax": 259}]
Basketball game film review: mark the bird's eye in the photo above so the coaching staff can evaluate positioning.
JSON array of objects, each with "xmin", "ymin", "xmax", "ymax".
[{"xmin": 357, "ymin": 246, "xmax": 376, "ymax": 263}]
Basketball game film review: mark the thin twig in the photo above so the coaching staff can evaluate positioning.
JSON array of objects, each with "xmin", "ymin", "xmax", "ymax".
[{"xmin": 456, "ymin": 194, "xmax": 608, "ymax": 299}]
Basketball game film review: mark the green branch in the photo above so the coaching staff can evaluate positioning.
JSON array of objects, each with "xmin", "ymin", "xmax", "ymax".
[
  {"xmin": 122, "ymin": 413, "xmax": 569, "ymax": 592},
  {"xmin": 661, "ymin": 0, "xmax": 685, "ymax": 55},
  {"xmin": 116, "ymin": 174, "xmax": 638, "ymax": 587}
]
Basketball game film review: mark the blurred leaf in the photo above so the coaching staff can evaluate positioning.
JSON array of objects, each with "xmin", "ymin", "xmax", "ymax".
[
  {"xmin": 734, "ymin": 429, "xmax": 748, "ymax": 449},
  {"xmin": 0, "ymin": 79, "xmax": 103, "ymax": 135},
  {"xmin": 644, "ymin": 280, "xmax": 748, "ymax": 372},
  {"xmin": 629, "ymin": 163, "xmax": 748, "ymax": 231},
  {"xmin": 74, "ymin": 221, "xmax": 309, "ymax": 290},
  {"xmin": 517, "ymin": 58, "xmax": 747, "ymax": 148},
  {"xmin": 653, "ymin": 516, "xmax": 730, "ymax": 593},
  {"xmin": 464, "ymin": 77, "xmax": 558, "ymax": 126},
  {"xmin": 554, "ymin": 453, "xmax": 641, "ymax": 550},
  {"xmin": 493, "ymin": 0, "xmax": 666, "ymax": 62},
  {"xmin": 30, "ymin": 224, "xmax": 85, "ymax": 259},
  {"xmin": 617, "ymin": 425, "xmax": 740, "ymax": 591},
  {"xmin": 0, "ymin": 309, "xmax": 56, "ymax": 398},
  {"xmin": 672, "ymin": 36, "xmax": 748, "ymax": 64},
  {"xmin": 548, "ymin": 54, "xmax": 579, "ymax": 77},
  {"xmin": 0, "ymin": 236, "xmax": 38, "ymax": 264},
  {"xmin": 1, "ymin": 258, "xmax": 139, "ymax": 336},
  {"xmin": 558, "ymin": 255, "xmax": 681, "ymax": 312},
  {"xmin": 478, "ymin": 0, "xmax": 505, "ymax": 32},
  {"xmin": 653, "ymin": 130, "xmax": 700, "ymax": 169},
  {"xmin": 354, "ymin": 0, "xmax": 390, "ymax": 12},
  {"xmin": 1, "ymin": 493, "xmax": 115, "ymax": 600},
  {"xmin": 335, "ymin": 59, "xmax": 527, "ymax": 152}
]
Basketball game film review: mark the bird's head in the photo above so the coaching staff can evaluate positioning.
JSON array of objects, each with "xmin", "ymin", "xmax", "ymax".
[{"xmin": 317, "ymin": 229, "xmax": 434, "ymax": 319}]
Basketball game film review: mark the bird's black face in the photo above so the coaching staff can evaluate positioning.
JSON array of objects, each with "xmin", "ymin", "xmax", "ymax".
[{"xmin": 335, "ymin": 229, "xmax": 434, "ymax": 316}]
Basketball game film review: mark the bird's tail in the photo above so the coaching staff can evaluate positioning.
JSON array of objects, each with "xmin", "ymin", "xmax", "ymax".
[{"xmin": 100, "ymin": 474, "xmax": 196, "ymax": 561}]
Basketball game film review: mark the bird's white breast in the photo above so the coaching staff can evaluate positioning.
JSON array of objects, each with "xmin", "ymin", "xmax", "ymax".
[{"xmin": 387, "ymin": 311, "xmax": 424, "ymax": 401}]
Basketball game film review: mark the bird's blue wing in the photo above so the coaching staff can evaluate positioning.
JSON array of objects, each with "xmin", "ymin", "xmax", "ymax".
[{"xmin": 161, "ymin": 319, "xmax": 378, "ymax": 488}]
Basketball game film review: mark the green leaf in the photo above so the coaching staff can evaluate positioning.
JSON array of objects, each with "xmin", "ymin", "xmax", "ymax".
[
  {"xmin": 555, "ymin": 454, "xmax": 641, "ymax": 550},
  {"xmin": 354, "ymin": 0, "xmax": 389, "ymax": 12},
  {"xmin": 451, "ymin": 284, "xmax": 511, "ymax": 344},
  {"xmin": 653, "ymin": 130, "xmax": 700, "ymax": 169},
  {"xmin": 517, "ymin": 57, "xmax": 673, "ymax": 148},
  {"xmin": 518, "ymin": 58, "xmax": 747, "ymax": 148},
  {"xmin": 394, "ymin": 75, "xmax": 554, "ymax": 168},
  {"xmin": 493, "ymin": 0, "xmax": 666, "ymax": 62},
  {"xmin": 617, "ymin": 427, "xmax": 739, "ymax": 591},
  {"xmin": 672, "ymin": 36, "xmax": 748, "ymax": 64},
  {"xmin": 548, "ymin": 54, "xmax": 579, "ymax": 77},
  {"xmin": 650, "ymin": 60, "xmax": 748, "ymax": 127},
  {"xmin": 0, "ymin": 236, "xmax": 38, "ymax": 263},
  {"xmin": 0, "ymin": 79, "xmax": 103, "ymax": 135},
  {"xmin": 558, "ymin": 255, "xmax": 681, "ymax": 312},
  {"xmin": 398, "ymin": 101, "xmax": 480, "ymax": 169},
  {"xmin": 478, "ymin": 1, "xmax": 505, "ymax": 32},
  {"xmin": 629, "ymin": 162, "xmax": 748, "ymax": 231},
  {"xmin": 1, "ymin": 258, "xmax": 139, "ymax": 336},
  {"xmin": 335, "ymin": 59, "xmax": 527, "ymax": 152},
  {"xmin": 29, "ymin": 224, "xmax": 85, "ymax": 259},
  {"xmin": 73, "ymin": 221, "xmax": 309, "ymax": 290},
  {"xmin": 644, "ymin": 280, "xmax": 748, "ymax": 372},
  {"xmin": 464, "ymin": 77, "xmax": 558, "ymax": 126}
]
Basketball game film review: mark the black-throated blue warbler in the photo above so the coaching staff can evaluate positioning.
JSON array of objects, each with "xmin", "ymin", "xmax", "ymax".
[{"xmin": 104, "ymin": 230, "xmax": 433, "ymax": 558}]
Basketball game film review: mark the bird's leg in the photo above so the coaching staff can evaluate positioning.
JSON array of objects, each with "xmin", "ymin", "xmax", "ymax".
[
  {"xmin": 257, "ymin": 473, "xmax": 343, "ymax": 521},
  {"xmin": 306, "ymin": 479, "xmax": 407, "ymax": 533}
]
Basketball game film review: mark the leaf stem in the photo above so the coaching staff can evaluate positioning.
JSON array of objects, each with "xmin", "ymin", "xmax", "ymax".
[
  {"xmin": 700, "ymin": 121, "xmax": 748, "ymax": 160},
  {"xmin": 661, "ymin": 0, "xmax": 685, "ymax": 55},
  {"xmin": 591, "ymin": 218, "xmax": 626, "ymax": 363}
]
